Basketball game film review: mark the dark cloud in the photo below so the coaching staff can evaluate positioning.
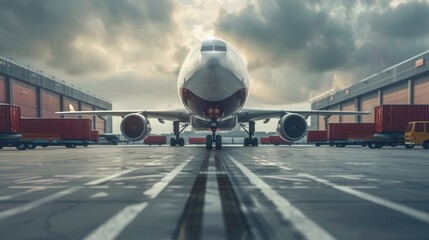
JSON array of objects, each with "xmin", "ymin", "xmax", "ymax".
[
  {"xmin": 214, "ymin": 0, "xmax": 429, "ymax": 105},
  {"xmin": 215, "ymin": 0, "xmax": 355, "ymax": 72},
  {"xmin": 0, "ymin": 0, "xmax": 179, "ymax": 75},
  {"xmin": 366, "ymin": 1, "xmax": 429, "ymax": 40}
]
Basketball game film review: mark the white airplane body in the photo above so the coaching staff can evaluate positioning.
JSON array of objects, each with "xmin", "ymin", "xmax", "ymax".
[{"xmin": 57, "ymin": 38, "xmax": 369, "ymax": 150}]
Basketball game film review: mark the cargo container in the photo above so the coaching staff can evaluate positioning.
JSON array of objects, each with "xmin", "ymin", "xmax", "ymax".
[
  {"xmin": 0, "ymin": 107, "xmax": 96, "ymax": 150},
  {"xmin": 260, "ymin": 137, "xmax": 270, "ymax": 145},
  {"xmin": 375, "ymin": 105, "xmax": 429, "ymax": 133},
  {"xmin": 328, "ymin": 123, "xmax": 375, "ymax": 141},
  {"xmin": 0, "ymin": 105, "xmax": 21, "ymax": 134},
  {"xmin": 309, "ymin": 105, "xmax": 429, "ymax": 149},
  {"xmin": 144, "ymin": 136, "xmax": 167, "ymax": 146},
  {"xmin": 91, "ymin": 130, "xmax": 99, "ymax": 143},
  {"xmin": 307, "ymin": 130, "xmax": 328, "ymax": 143},
  {"xmin": 21, "ymin": 118, "xmax": 92, "ymax": 140},
  {"xmin": 268, "ymin": 136, "xmax": 293, "ymax": 146},
  {"xmin": 189, "ymin": 137, "xmax": 206, "ymax": 145}
]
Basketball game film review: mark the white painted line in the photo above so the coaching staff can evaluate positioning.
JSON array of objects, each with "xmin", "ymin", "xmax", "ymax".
[
  {"xmin": 113, "ymin": 174, "xmax": 163, "ymax": 181},
  {"xmin": 227, "ymin": 154, "xmax": 336, "ymax": 240},
  {"xmin": 300, "ymin": 173, "xmax": 429, "ymax": 224},
  {"xmin": 85, "ymin": 169, "xmax": 137, "ymax": 186},
  {"xmin": 90, "ymin": 192, "xmax": 109, "ymax": 199},
  {"xmin": 14, "ymin": 176, "xmax": 41, "ymax": 183},
  {"xmin": 84, "ymin": 202, "xmax": 148, "ymax": 240},
  {"xmin": 239, "ymin": 151, "xmax": 294, "ymax": 170},
  {"xmin": 144, "ymin": 156, "xmax": 194, "ymax": 199},
  {"xmin": 0, "ymin": 187, "xmax": 79, "ymax": 221},
  {"xmin": 0, "ymin": 188, "xmax": 42, "ymax": 201},
  {"xmin": 162, "ymin": 155, "xmax": 174, "ymax": 160}
]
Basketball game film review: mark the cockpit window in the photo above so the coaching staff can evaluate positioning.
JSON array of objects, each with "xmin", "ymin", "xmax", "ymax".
[
  {"xmin": 214, "ymin": 45, "xmax": 227, "ymax": 51},
  {"xmin": 201, "ymin": 46, "xmax": 213, "ymax": 51},
  {"xmin": 201, "ymin": 45, "xmax": 227, "ymax": 52}
]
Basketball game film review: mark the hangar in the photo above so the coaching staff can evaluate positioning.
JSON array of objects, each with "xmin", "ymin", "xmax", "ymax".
[
  {"xmin": 0, "ymin": 57, "xmax": 112, "ymax": 133},
  {"xmin": 311, "ymin": 51, "xmax": 429, "ymax": 129}
]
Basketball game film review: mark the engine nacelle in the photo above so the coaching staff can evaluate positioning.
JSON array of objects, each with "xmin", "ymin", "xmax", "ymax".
[
  {"xmin": 276, "ymin": 113, "xmax": 307, "ymax": 141},
  {"xmin": 120, "ymin": 113, "xmax": 151, "ymax": 141}
]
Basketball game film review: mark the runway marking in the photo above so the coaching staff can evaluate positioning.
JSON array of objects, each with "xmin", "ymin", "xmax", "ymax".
[
  {"xmin": 144, "ymin": 155, "xmax": 195, "ymax": 199},
  {"xmin": 227, "ymin": 154, "xmax": 336, "ymax": 240},
  {"xmin": 239, "ymin": 152, "xmax": 294, "ymax": 170},
  {"xmin": 300, "ymin": 173, "xmax": 429, "ymax": 224},
  {"xmin": 0, "ymin": 188, "xmax": 42, "ymax": 201},
  {"xmin": 84, "ymin": 168, "xmax": 137, "ymax": 186},
  {"xmin": 85, "ymin": 156, "xmax": 195, "ymax": 240},
  {"xmin": 84, "ymin": 202, "xmax": 148, "ymax": 240},
  {"xmin": 14, "ymin": 176, "xmax": 41, "ymax": 183},
  {"xmin": 113, "ymin": 174, "xmax": 163, "ymax": 181},
  {"xmin": 0, "ymin": 187, "xmax": 79, "ymax": 221},
  {"xmin": 262, "ymin": 175, "xmax": 310, "ymax": 182},
  {"xmin": 326, "ymin": 175, "xmax": 365, "ymax": 180},
  {"xmin": 90, "ymin": 192, "xmax": 109, "ymax": 199}
]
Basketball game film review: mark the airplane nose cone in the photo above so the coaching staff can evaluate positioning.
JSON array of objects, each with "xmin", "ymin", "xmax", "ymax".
[{"xmin": 207, "ymin": 58, "xmax": 220, "ymax": 70}]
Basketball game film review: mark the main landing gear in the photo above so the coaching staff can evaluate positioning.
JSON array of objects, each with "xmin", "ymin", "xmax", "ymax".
[
  {"xmin": 170, "ymin": 121, "xmax": 189, "ymax": 147},
  {"xmin": 240, "ymin": 121, "xmax": 258, "ymax": 147},
  {"xmin": 206, "ymin": 119, "xmax": 222, "ymax": 150}
]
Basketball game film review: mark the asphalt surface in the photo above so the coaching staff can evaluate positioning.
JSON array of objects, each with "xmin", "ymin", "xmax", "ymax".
[{"xmin": 0, "ymin": 145, "xmax": 428, "ymax": 240}]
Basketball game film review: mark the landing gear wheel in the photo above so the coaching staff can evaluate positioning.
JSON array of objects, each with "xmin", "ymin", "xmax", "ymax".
[
  {"xmin": 423, "ymin": 141, "xmax": 429, "ymax": 149},
  {"xmin": 252, "ymin": 138, "xmax": 258, "ymax": 147},
  {"xmin": 244, "ymin": 138, "xmax": 250, "ymax": 146},
  {"xmin": 206, "ymin": 135, "xmax": 213, "ymax": 150},
  {"xmin": 179, "ymin": 138, "xmax": 185, "ymax": 147},
  {"xmin": 405, "ymin": 144, "xmax": 414, "ymax": 149},
  {"xmin": 215, "ymin": 135, "xmax": 222, "ymax": 150},
  {"xmin": 170, "ymin": 138, "xmax": 176, "ymax": 146}
]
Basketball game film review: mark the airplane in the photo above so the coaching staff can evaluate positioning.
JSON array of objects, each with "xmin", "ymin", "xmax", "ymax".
[{"xmin": 57, "ymin": 37, "xmax": 369, "ymax": 150}]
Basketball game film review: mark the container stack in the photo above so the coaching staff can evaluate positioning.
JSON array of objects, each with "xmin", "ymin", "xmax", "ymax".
[{"xmin": 375, "ymin": 105, "xmax": 429, "ymax": 133}]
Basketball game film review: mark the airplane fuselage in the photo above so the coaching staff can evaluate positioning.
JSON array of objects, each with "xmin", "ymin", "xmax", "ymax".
[{"xmin": 178, "ymin": 38, "xmax": 250, "ymax": 124}]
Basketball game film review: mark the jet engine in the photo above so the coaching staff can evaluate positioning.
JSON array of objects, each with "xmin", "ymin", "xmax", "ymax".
[
  {"xmin": 276, "ymin": 113, "xmax": 307, "ymax": 141},
  {"xmin": 120, "ymin": 113, "xmax": 151, "ymax": 141}
]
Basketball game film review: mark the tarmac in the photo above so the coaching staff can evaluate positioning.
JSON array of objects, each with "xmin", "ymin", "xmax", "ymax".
[{"xmin": 0, "ymin": 145, "xmax": 428, "ymax": 240}]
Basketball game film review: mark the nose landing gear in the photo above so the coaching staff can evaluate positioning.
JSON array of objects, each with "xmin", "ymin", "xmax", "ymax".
[{"xmin": 206, "ymin": 119, "xmax": 222, "ymax": 150}]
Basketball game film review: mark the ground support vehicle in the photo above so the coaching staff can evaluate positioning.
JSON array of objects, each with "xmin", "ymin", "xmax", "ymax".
[
  {"xmin": 0, "ymin": 134, "xmax": 93, "ymax": 150},
  {"xmin": 405, "ymin": 121, "xmax": 429, "ymax": 149}
]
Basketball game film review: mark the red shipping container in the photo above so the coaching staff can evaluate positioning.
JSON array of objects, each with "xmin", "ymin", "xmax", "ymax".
[
  {"xmin": 91, "ymin": 130, "xmax": 99, "ymax": 143},
  {"xmin": 375, "ymin": 105, "xmax": 429, "ymax": 133},
  {"xmin": 189, "ymin": 137, "xmax": 206, "ymax": 144},
  {"xmin": 269, "ymin": 136, "xmax": 292, "ymax": 145},
  {"xmin": 0, "ymin": 105, "xmax": 21, "ymax": 134},
  {"xmin": 307, "ymin": 130, "xmax": 328, "ymax": 142},
  {"xmin": 328, "ymin": 123, "xmax": 375, "ymax": 141},
  {"xmin": 144, "ymin": 136, "xmax": 167, "ymax": 145},
  {"xmin": 21, "ymin": 118, "xmax": 92, "ymax": 140},
  {"xmin": 260, "ymin": 137, "xmax": 270, "ymax": 144}
]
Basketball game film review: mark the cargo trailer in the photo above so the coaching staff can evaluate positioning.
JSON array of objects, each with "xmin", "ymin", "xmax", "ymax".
[
  {"xmin": 308, "ymin": 105, "xmax": 429, "ymax": 148},
  {"xmin": 0, "ymin": 106, "xmax": 97, "ymax": 150}
]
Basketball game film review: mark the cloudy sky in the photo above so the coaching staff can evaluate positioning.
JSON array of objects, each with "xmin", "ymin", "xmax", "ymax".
[{"xmin": 1, "ymin": 0, "xmax": 429, "ymax": 133}]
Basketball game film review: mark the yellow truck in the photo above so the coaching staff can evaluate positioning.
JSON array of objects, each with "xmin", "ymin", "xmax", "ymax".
[{"xmin": 405, "ymin": 121, "xmax": 429, "ymax": 149}]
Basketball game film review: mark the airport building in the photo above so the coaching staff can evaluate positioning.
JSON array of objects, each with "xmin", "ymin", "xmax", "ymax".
[
  {"xmin": 0, "ymin": 57, "xmax": 112, "ymax": 133},
  {"xmin": 311, "ymin": 51, "xmax": 429, "ymax": 129}
]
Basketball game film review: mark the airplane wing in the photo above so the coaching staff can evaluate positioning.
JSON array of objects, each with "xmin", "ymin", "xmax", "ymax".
[
  {"xmin": 56, "ymin": 109, "xmax": 192, "ymax": 122},
  {"xmin": 237, "ymin": 108, "xmax": 371, "ymax": 122}
]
